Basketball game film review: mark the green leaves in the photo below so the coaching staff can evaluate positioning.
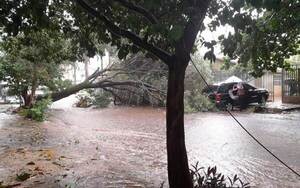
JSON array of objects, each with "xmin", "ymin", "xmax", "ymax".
[
  {"xmin": 169, "ymin": 25, "xmax": 184, "ymax": 42},
  {"xmin": 143, "ymin": 0, "xmax": 161, "ymax": 10},
  {"xmin": 20, "ymin": 97, "xmax": 52, "ymax": 121},
  {"xmin": 208, "ymin": 0, "xmax": 300, "ymax": 77},
  {"xmin": 1, "ymin": 0, "xmax": 298, "ymax": 80},
  {"xmin": 231, "ymin": 0, "xmax": 245, "ymax": 11},
  {"xmin": 246, "ymin": 0, "xmax": 262, "ymax": 8},
  {"xmin": 0, "ymin": 29, "xmax": 74, "ymax": 96},
  {"xmin": 246, "ymin": 0, "xmax": 282, "ymax": 10},
  {"xmin": 117, "ymin": 45, "xmax": 130, "ymax": 60}
]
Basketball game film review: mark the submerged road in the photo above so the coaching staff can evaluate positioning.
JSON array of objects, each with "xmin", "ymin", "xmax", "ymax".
[{"xmin": 0, "ymin": 104, "xmax": 299, "ymax": 187}]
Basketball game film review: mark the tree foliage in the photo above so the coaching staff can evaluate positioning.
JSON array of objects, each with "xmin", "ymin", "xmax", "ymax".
[
  {"xmin": 0, "ymin": 1, "xmax": 298, "ymax": 73},
  {"xmin": 217, "ymin": 0, "xmax": 300, "ymax": 76},
  {"xmin": 0, "ymin": 29, "xmax": 74, "ymax": 105},
  {"xmin": 108, "ymin": 52, "xmax": 168, "ymax": 106},
  {"xmin": 1, "ymin": 0, "xmax": 299, "ymax": 78}
]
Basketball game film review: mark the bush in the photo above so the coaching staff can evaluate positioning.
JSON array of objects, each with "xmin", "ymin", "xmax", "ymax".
[
  {"xmin": 184, "ymin": 90, "xmax": 215, "ymax": 113},
  {"xmin": 20, "ymin": 98, "xmax": 52, "ymax": 121},
  {"xmin": 190, "ymin": 162, "xmax": 250, "ymax": 188},
  {"xmin": 75, "ymin": 89, "xmax": 112, "ymax": 108},
  {"xmin": 75, "ymin": 90, "xmax": 93, "ymax": 108}
]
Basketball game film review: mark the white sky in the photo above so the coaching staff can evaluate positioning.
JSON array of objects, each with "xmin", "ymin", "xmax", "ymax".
[{"xmin": 198, "ymin": 18, "xmax": 235, "ymax": 58}]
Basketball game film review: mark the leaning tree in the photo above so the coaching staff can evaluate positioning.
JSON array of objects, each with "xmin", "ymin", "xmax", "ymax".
[{"xmin": 1, "ymin": 0, "xmax": 299, "ymax": 187}]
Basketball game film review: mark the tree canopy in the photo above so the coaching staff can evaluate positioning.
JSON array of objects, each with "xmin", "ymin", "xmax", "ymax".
[
  {"xmin": 0, "ymin": 29, "xmax": 74, "ymax": 105},
  {"xmin": 1, "ymin": 0, "xmax": 298, "ymax": 74},
  {"xmin": 219, "ymin": 0, "xmax": 300, "ymax": 76}
]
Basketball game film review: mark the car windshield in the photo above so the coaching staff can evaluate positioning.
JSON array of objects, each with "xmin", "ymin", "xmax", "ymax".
[
  {"xmin": 217, "ymin": 83, "xmax": 236, "ymax": 93},
  {"xmin": 243, "ymin": 83, "xmax": 256, "ymax": 90}
]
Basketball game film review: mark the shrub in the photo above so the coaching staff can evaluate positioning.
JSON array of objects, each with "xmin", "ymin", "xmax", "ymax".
[
  {"xmin": 75, "ymin": 89, "xmax": 112, "ymax": 108},
  {"xmin": 190, "ymin": 162, "xmax": 250, "ymax": 188},
  {"xmin": 20, "ymin": 98, "xmax": 52, "ymax": 121},
  {"xmin": 75, "ymin": 90, "xmax": 93, "ymax": 108},
  {"xmin": 184, "ymin": 90, "xmax": 215, "ymax": 113}
]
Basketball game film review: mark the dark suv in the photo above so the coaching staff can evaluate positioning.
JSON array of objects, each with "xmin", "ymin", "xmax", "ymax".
[{"xmin": 215, "ymin": 82, "xmax": 269, "ymax": 110}]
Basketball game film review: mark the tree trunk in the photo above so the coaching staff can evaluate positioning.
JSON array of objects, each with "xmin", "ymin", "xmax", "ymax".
[
  {"xmin": 21, "ymin": 90, "xmax": 32, "ymax": 107},
  {"xmin": 48, "ymin": 82, "xmax": 89, "ymax": 102},
  {"xmin": 30, "ymin": 74, "xmax": 38, "ymax": 107},
  {"xmin": 166, "ymin": 59, "xmax": 192, "ymax": 188}
]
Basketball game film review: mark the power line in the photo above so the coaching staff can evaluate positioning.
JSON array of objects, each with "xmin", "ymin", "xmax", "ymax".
[{"xmin": 190, "ymin": 58, "xmax": 300, "ymax": 178}]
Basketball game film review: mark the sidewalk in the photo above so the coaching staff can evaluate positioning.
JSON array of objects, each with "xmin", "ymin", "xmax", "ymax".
[{"xmin": 265, "ymin": 101, "xmax": 300, "ymax": 112}]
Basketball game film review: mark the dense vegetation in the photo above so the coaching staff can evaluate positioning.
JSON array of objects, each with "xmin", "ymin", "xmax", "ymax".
[{"xmin": 0, "ymin": 29, "xmax": 74, "ymax": 106}]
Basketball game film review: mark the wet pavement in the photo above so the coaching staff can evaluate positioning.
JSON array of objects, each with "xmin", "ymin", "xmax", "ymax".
[
  {"xmin": 0, "ymin": 104, "xmax": 299, "ymax": 187},
  {"xmin": 265, "ymin": 102, "xmax": 300, "ymax": 112},
  {"xmin": 186, "ymin": 111, "xmax": 300, "ymax": 187}
]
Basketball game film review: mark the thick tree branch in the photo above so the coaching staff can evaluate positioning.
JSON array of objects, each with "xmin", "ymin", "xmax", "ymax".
[
  {"xmin": 37, "ymin": 78, "xmax": 165, "ymax": 102},
  {"xmin": 75, "ymin": 0, "xmax": 172, "ymax": 65},
  {"xmin": 111, "ymin": 0, "xmax": 158, "ymax": 24}
]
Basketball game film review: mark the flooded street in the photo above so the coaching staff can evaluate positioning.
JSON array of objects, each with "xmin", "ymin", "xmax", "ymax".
[
  {"xmin": 186, "ymin": 112, "xmax": 300, "ymax": 187},
  {"xmin": 0, "ymin": 104, "xmax": 299, "ymax": 187}
]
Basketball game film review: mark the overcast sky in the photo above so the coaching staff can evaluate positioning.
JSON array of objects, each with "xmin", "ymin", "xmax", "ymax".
[{"xmin": 198, "ymin": 18, "xmax": 235, "ymax": 58}]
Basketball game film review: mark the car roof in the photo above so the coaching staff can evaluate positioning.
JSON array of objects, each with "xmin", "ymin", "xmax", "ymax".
[{"xmin": 219, "ymin": 81, "xmax": 251, "ymax": 86}]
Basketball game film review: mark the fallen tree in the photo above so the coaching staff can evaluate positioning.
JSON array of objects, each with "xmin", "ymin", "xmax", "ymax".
[
  {"xmin": 0, "ymin": 31, "xmax": 165, "ymax": 106},
  {"xmin": 37, "ymin": 58, "xmax": 166, "ymax": 104}
]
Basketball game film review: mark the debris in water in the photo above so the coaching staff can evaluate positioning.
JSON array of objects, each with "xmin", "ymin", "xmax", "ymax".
[
  {"xmin": 16, "ymin": 172, "xmax": 31, "ymax": 181},
  {"xmin": 26, "ymin": 161, "xmax": 35, "ymax": 165}
]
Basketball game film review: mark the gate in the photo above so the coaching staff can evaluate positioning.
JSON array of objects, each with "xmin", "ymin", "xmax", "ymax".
[{"xmin": 282, "ymin": 66, "xmax": 300, "ymax": 103}]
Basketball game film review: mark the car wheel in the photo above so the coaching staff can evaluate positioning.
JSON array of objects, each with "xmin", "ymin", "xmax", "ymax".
[{"xmin": 259, "ymin": 96, "xmax": 266, "ymax": 106}]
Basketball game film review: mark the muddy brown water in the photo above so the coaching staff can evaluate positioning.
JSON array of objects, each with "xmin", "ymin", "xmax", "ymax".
[{"xmin": 0, "ymin": 105, "xmax": 299, "ymax": 187}]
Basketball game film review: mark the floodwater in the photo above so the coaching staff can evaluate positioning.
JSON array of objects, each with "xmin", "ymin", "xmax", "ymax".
[{"xmin": 0, "ymin": 103, "xmax": 299, "ymax": 187}]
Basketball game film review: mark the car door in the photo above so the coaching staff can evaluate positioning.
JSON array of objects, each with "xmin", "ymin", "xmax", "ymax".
[{"xmin": 244, "ymin": 83, "xmax": 258, "ymax": 103}]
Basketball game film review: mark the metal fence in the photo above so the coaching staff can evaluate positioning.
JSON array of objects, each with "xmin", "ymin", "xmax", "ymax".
[{"xmin": 283, "ymin": 66, "xmax": 300, "ymax": 97}]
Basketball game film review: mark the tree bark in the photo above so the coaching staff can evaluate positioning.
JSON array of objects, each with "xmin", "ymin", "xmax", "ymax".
[
  {"xmin": 49, "ymin": 82, "xmax": 89, "ymax": 102},
  {"xmin": 29, "ymin": 70, "xmax": 38, "ymax": 107},
  {"xmin": 21, "ymin": 89, "xmax": 32, "ymax": 107},
  {"xmin": 166, "ymin": 58, "xmax": 192, "ymax": 188}
]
